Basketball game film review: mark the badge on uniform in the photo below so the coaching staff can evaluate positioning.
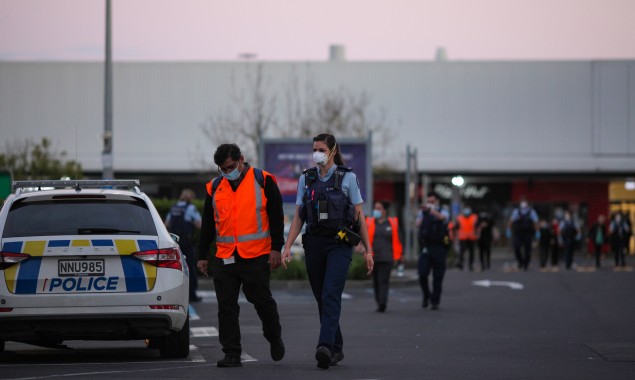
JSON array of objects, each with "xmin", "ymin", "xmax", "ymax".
[{"xmin": 223, "ymin": 256, "xmax": 235, "ymax": 265}]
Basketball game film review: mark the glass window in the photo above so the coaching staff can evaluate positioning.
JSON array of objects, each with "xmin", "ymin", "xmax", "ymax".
[{"xmin": 2, "ymin": 198, "xmax": 157, "ymax": 238}]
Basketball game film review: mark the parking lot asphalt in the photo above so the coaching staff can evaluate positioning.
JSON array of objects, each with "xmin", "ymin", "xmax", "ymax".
[
  {"xmin": 190, "ymin": 247, "xmax": 635, "ymax": 380},
  {"xmin": 2, "ymin": 247, "xmax": 633, "ymax": 380}
]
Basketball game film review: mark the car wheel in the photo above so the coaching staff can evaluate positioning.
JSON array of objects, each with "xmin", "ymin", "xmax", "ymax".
[{"xmin": 158, "ymin": 316, "xmax": 190, "ymax": 359}]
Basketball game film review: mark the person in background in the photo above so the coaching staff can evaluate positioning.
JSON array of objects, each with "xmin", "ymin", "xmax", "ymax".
[
  {"xmin": 507, "ymin": 198, "xmax": 539, "ymax": 271},
  {"xmin": 538, "ymin": 218, "xmax": 553, "ymax": 270},
  {"xmin": 417, "ymin": 191, "xmax": 450, "ymax": 310},
  {"xmin": 196, "ymin": 143, "xmax": 285, "ymax": 368},
  {"xmin": 559, "ymin": 210, "xmax": 580, "ymax": 270},
  {"xmin": 476, "ymin": 211, "xmax": 494, "ymax": 271},
  {"xmin": 587, "ymin": 214, "xmax": 607, "ymax": 269},
  {"xmin": 609, "ymin": 212, "xmax": 630, "ymax": 269},
  {"xmin": 165, "ymin": 188, "xmax": 202, "ymax": 302},
  {"xmin": 281, "ymin": 133, "xmax": 374, "ymax": 369},
  {"xmin": 456, "ymin": 206, "xmax": 478, "ymax": 271},
  {"xmin": 366, "ymin": 201, "xmax": 403, "ymax": 312},
  {"xmin": 550, "ymin": 217, "xmax": 561, "ymax": 270}
]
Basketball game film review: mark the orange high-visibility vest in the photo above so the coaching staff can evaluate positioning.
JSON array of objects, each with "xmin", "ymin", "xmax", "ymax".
[
  {"xmin": 457, "ymin": 213, "xmax": 478, "ymax": 241},
  {"xmin": 205, "ymin": 167, "xmax": 272, "ymax": 259},
  {"xmin": 366, "ymin": 216, "xmax": 403, "ymax": 261}
]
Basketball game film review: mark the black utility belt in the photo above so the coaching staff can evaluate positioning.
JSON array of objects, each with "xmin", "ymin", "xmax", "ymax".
[{"xmin": 306, "ymin": 228, "xmax": 339, "ymax": 236}]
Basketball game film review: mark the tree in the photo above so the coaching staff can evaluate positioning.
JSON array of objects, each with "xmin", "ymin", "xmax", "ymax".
[
  {"xmin": 0, "ymin": 138, "xmax": 83, "ymax": 180},
  {"xmin": 199, "ymin": 63, "xmax": 395, "ymax": 169},
  {"xmin": 200, "ymin": 62, "xmax": 277, "ymax": 166},
  {"xmin": 280, "ymin": 79, "xmax": 395, "ymax": 168}
]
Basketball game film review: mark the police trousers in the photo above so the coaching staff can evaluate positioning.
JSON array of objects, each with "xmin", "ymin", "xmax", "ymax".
[
  {"xmin": 303, "ymin": 233, "xmax": 352, "ymax": 354},
  {"xmin": 418, "ymin": 244, "xmax": 448, "ymax": 306}
]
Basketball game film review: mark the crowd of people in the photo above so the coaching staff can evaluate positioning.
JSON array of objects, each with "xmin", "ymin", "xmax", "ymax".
[{"xmin": 164, "ymin": 134, "xmax": 632, "ymax": 370}]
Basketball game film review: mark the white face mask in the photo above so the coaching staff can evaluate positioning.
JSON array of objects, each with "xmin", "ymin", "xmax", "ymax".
[
  {"xmin": 372, "ymin": 209, "xmax": 382, "ymax": 219},
  {"xmin": 221, "ymin": 162, "xmax": 242, "ymax": 181},
  {"xmin": 313, "ymin": 151, "xmax": 328, "ymax": 166}
]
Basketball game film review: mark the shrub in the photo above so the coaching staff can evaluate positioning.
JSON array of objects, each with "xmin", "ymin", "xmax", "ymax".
[
  {"xmin": 347, "ymin": 253, "xmax": 371, "ymax": 280},
  {"xmin": 270, "ymin": 258, "xmax": 307, "ymax": 280}
]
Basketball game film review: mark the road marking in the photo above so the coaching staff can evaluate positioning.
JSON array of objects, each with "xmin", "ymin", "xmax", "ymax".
[
  {"xmin": 189, "ymin": 345, "xmax": 205, "ymax": 362},
  {"xmin": 342, "ymin": 292, "xmax": 353, "ymax": 300},
  {"xmin": 472, "ymin": 279, "xmax": 524, "ymax": 290},
  {"xmin": 190, "ymin": 326, "xmax": 218, "ymax": 337},
  {"xmin": 188, "ymin": 304, "xmax": 200, "ymax": 321},
  {"xmin": 241, "ymin": 352, "xmax": 257, "ymax": 362}
]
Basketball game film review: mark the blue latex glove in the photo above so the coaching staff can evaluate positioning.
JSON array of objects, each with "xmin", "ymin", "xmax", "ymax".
[
  {"xmin": 505, "ymin": 228, "xmax": 512, "ymax": 239},
  {"xmin": 535, "ymin": 231, "xmax": 540, "ymax": 240}
]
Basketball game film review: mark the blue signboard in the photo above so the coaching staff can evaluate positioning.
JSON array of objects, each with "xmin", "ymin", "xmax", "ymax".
[{"xmin": 261, "ymin": 138, "xmax": 371, "ymax": 209}]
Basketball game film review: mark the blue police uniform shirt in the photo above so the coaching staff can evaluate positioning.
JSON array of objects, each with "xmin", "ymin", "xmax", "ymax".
[
  {"xmin": 295, "ymin": 164, "xmax": 364, "ymax": 206},
  {"xmin": 509, "ymin": 207, "xmax": 539, "ymax": 223},
  {"xmin": 415, "ymin": 207, "xmax": 450, "ymax": 224},
  {"xmin": 165, "ymin": 201, "xmax": 202, "ymax": 224}
]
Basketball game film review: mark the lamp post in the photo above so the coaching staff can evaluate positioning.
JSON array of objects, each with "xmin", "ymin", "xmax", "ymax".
[
  {"xmin": 451, "ymin": 175, "xmax": 464, "ymax": 220},
  {"xmin": 102, "ymin": 0, "xmax": 113, "ymax": 179}
]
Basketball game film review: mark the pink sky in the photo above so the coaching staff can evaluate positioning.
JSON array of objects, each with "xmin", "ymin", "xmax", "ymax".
[{"xmin": 1, "ymin": 0, "xmax": 634, "ymax": 61}]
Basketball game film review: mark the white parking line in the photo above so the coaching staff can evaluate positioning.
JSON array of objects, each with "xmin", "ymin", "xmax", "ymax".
[
  {"xmin": 241, "ymin": 352, "xmax": 257, "ymax": 362},
  {"xmin": 190, "ymin": 326, "xmax": 218, "ymax": 337},
  {"xmin": 189, "ymin": 344, "xmax": 205, "ymax": 362}
]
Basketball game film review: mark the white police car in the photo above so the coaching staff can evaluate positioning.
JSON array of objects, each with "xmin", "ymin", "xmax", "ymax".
[{"xmin": 0, "ymin": 180, "xmax": 190, "ymax": 358}]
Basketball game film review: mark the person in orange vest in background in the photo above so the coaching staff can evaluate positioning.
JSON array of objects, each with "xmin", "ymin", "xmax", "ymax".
[
  {"xmin": 366, "ymin": 201, "xmax": 403, "ymax": 313},
  {"xmin": 197, "ymin": 143, "xmax": 285, "ymax": 368},
  {"xmin": 456, "ymin": 206, "xmax": 478, "ymax": 271}
]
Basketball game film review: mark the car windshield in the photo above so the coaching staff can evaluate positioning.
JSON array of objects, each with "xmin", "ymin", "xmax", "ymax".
[{"xmin": 2, "ymin": 198, "xmax": 158, "ymax": 238}]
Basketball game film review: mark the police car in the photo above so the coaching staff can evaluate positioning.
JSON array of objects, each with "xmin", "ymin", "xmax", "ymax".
[{"xmin": 0, "ymin": 180, "xmax": 190, "ymax": 358}]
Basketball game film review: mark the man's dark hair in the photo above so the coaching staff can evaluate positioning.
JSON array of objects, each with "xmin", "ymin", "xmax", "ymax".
[
  {"xmin": 378, "ymin": 200, "xmax": 390, "ymax": 211},
  {"xmin": 213, "ymin": 144, "xmax": 242, "ymax": 167}
]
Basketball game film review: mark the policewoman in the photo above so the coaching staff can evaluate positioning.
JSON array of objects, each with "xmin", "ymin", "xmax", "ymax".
[{"xmin": 282, "ymin": 133, "xmax": 374, "ymax": 370}]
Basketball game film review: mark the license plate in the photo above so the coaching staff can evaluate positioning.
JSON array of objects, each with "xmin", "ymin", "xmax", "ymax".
[{"xmin": 58, "ymin": 259, "xmax": 105, "ymax": 277}]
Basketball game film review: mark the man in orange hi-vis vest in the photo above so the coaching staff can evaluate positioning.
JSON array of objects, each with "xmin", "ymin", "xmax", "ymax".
[
  {"xmin": 366, "ymin": 201, "xmax": 403, "ymax": 313},
  {"xmin": 456, "ymin": 206, "xmax": 478, "ymax": 271},
  {"xmin": 197, "ymin": 144, "xmax": 285, "ymax": 368}
]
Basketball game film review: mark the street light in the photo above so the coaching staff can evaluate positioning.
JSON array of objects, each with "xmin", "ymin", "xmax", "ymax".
[{"xmin": 452, "ymin": 175, "xmax": 465, "ymax": 187}]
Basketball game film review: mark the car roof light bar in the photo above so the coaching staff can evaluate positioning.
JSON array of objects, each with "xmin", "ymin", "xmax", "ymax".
[{"xmin": 12, "ymin": 180, "xmax": 141, "ymax": 193}]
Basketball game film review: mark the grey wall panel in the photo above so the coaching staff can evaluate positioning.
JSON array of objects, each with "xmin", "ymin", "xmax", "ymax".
[
  {"xmin": 1, "ymin": 60, "xmax": 634, "ymax": 174},
  {"xmin": 594, "ymin": 62, "xmax": 631, "ymax": 155}
]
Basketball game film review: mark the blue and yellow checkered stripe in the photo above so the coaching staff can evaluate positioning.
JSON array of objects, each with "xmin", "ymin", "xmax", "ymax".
[{"xmin": 1, "ymin": 239, "xmax": 158, "ymax": 294}]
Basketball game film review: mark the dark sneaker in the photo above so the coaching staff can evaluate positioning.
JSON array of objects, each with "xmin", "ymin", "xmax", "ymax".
[
  {"xmin": 270, "ymin": 338, "xmax": 285, "ymax": 361},
  {"xmin": 431, "ymin": 304, "xmax": 439, "ymax": 310},
  {"xmin": 422, "ymin": 298, "xmax": 429, "ymax": 308},
  {"xmin": 217, "ymin": 355, "xmax": 242, "ymax": 367},
  {"xmin": 330, "ymin": 351, "xmax": 344, "ymax": 366},
  {"xmin": 315, "ymin": 346, "xmax": 332, "ymax": 369}
]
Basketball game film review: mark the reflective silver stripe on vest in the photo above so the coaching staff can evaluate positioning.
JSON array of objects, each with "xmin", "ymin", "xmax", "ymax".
[
  {"xmin": 237, "ymin": 230, "xmax": 271, "ymax": 242},
  {"xmin": 254, "ymin": 176, "xmax": 264, "ymax": 232},
  {"xmin": 216, "ymin": 235, "xmax": 235, "ymax": 243}
]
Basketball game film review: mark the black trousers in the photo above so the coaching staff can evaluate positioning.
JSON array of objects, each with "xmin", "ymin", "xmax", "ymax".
[
  {"xmin": 373, "ymin": 261, "xmax": 393, "ymax": 308},
  {"xmin": 417, "ymin": 245, "xmax": 448, "ymax": 306},
  {"xmin": 212, "ymin": 254, "xmax": 282, "ymax": 358},
  {"xmin": 513, "ymin": 233, "xmax": 533, "ymax": 270},
  {"xmin": 478, "ymin": 239, "xmax": 491, "ymax": 270},
  {"xmin": 458, "ymin": 239, "xmax": 476, "ymax": 270}
]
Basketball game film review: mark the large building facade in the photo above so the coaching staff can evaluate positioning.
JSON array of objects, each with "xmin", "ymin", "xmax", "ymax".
[{"xmin": 1, "ymin": 59, "xmax": 634, "ymax": 253}]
